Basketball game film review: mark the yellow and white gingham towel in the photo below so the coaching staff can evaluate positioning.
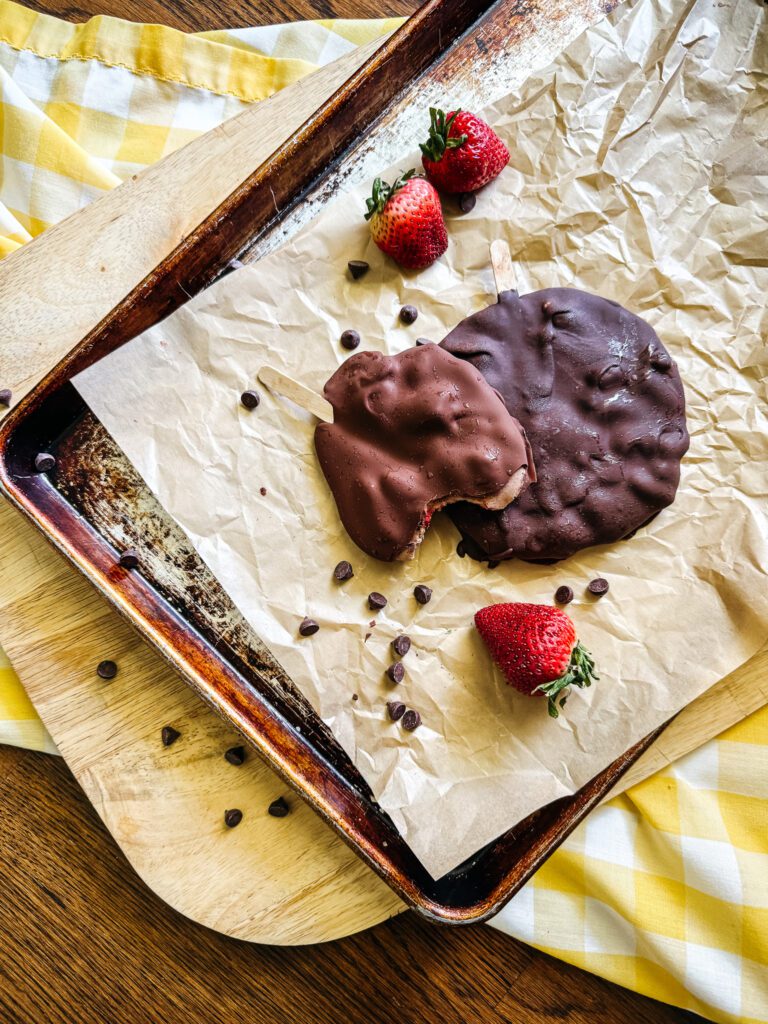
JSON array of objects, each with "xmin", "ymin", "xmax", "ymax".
[{"xmin": 0, "ymin": 3, "xmax": 766, "ymax": 1020}]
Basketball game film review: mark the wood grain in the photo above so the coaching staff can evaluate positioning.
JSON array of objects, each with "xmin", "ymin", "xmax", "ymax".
[
  {"xmin": 18, "ymin": 0, "xmax": 416, "ymax": 31},
  {"xmin": 258, "ymin": 365, "xmax": 333, "ymax": 422},
  {"xmin": 0, "ymin": 36, "xmax": 384, "ymax": 417},
  {"xmin": 490, "ymin": 239, "xmax": 516, "ymax": 294},
  {"xmin": 0, "ymin": 0, "xmax": 746, "ymax": 1014},
  {"xmin": 0, "ymin": 742, "xmax": 703, "ymax": 1024},
  {"xmin": 1, "ymin": 488, "xmax": 765, "ymax": 945},
  {"xmin": 0, "ymin": 499, "xmax": 402, "ymax": 945}
]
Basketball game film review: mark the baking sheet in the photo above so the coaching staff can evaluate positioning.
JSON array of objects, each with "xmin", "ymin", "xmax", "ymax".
[{"xmin": 74, "ymin": 0, "xmax": 768, "ymax": 878}]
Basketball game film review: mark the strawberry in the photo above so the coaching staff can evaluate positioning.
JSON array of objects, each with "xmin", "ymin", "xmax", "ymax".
[
  {"xmin": 364, "ymin": 170, "xmax": 448, "ymax": 270},
  {"xmin": 474, "ymin": 602, "xmax": 597, "ymax": 718},
  {"xmin": 420, "ymin": 108, "xmax": 509, "ymax": 194}
]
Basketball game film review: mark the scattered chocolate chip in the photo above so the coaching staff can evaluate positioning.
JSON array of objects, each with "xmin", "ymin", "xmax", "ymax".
[
  {"xmin": 268, "ymin": 797, "xmax": 290, "ymax": 818},
  {"xmin": 588, "ymin": 577, "xmax": 610, "ymax": 597},
  {"xmin": 347, "ymin": 260, "xmax": 370, "ymax": 280},
  {"xmin": 487, "ymin": 560, "xmax": 500, "ymax": 569},
  {"xmin": 0, "ymin": 389, "xmax": 11, "ymax": 407},
  {"xmin": 224, "ymin": 808, "xmax": 243, "ymax": 828},
  {"xmin": 387, "ymin": 700, "xmax": 406, "ymax": 722},
  {"xmin": 224, "ymin": 745, "xmax": 246, "ymax": 766},
  {"xmin": 34, "ymin": 452, "xmax": 55, "ymax": 473},
  {"xmin": 364, "ymin": 633, "xmax": 372, "ymax": 642},
  {"xmin": 96, "ymin": 659, "xmax": 118, "ymax": 680},
  {"xmin": 368, "ymin": 619, "xmax": 377, "ymax": 628},
  {"xmin": 351, "ymin": 693, "xmax": 359, "ymax": 701},
  {"xmin": 399, "ymin": 304, "xmax": 418, "ymax": 325},
  {"xmin": 392, "ymin": 635, "xmax": 411, "ymax": 658},
  {"xmin": 414, "ymin": 584, "xmax": 432, "ymax": 605},
  {"xmin": 333, "ymin": 559, "xmax": 354, "ymax": 582},
  {"xmin": 119, "ymin": 549, "xmax": 140, "ymax": 570},
  {"xmin": 402, "ymin": 709, "xmax": 422, "ymax": 731},
  {"xmin": 161, "ymin": 725, "xmax": 180, "ymax": 747},
  {"xmin": 457, "ymin": 541, "xmax": 466, "ymax": 558},
  {"xmin": 368, "ymin": 592, "xmax": 387, "ymax": 611},
  {"xmin": 415, "ymin": 337, "xmax": 433, "ymax": 347},
  {"xmin": 555, "ymin": 585, "xmax": 574, "ymax": 605},
  {"xmin": 299, "ymin": 617, "xmax": 320, "ymax": 637},
  {"xmin": 459, "ymin": 192, "xmax": 477, "ymax": 213},
  {"xmin": 259, "ymin": 487, "xmax": 267, "ymax": 496},
  {"xmin": 340, "ymin": 329, "xmax": 361, "ymax": 351},
  {"xmin": 386, "ymin": 662, "xmax": 405, "ymax": 684},
  {"xmin": 241, "ymin": 389, "xmax": 260, "ymax": 410}
]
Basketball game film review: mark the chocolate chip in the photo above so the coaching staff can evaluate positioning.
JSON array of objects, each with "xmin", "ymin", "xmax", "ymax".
[
  {"xmin": 415, "ymin": 337, "xmax": 433, "ymax": 347},
  {"xmin": 351, "ymin": 693, "xmax": 359, "ymax": 701},
  {"xmin": 241, "ymin": 389, "xmax": 260, "ymax": 409},
  {"xmin": 299, "ymin": 617, "xmax": 320, "ymax": 636},
  {"xmin": 386, "ymin": 662, "xmax": 405, "ymax": 684},
  {"xmin": 96, "ymin": 659, "xmax": 118, "ymax": 680},
  {"xmin": 348, "ymin": 260, "xmax": 370, "ymax": 280},
  {"xmin": 487, "ymin": 560, "xmax": 500, "ymax": 569},
  {"xmin": 459, "ymin": 192, "xmax": 477, "ymax": 213},
  {"xmin": 259, "ymin": 487, "xmax": 267, "ymax": 496},
  {"xmin": 224, "ymin": 808, "xmax": 243, "ymax": 828},
  {"xmin": 119, "ymin": 549, "xmax": 140, "ymax": 570},
  {"xmin": 224, "ymin": 745, "xmax": 246, "ymax": 766},
  {"xmin": 555, "ymin": 585, "xmax": 574, "ymax": 605},
  {"xmin": 414, "ymin": 584, "xmax": 432, "ymax": 605},
  {"xmin": 457, "ymin": 541, "xmax": 466, "ymax": 558},
  {"xmin": 0, "ymin": 389, "xmax": 11, "ymax": 407},
  {"xmin": 387, "ymin": 700, "xmax": 406, "ymax": 722},
  {"xmin": 368, "ymin": 592, "xmax": 387, "ymax": 611},
  {"xmin": 333, "ymin": 560, "xmax": 354, "ymax": 582},
  {"xmin": 399, "ymin": 304, "xmax": 418, "ymax": 325},
  {"xmin": 392, "ymin": 635, "xmax": 411, "ymax": 658},
  {"xmin": 268, "ymin": 797, "xmax": 290, "ymax": 818},
  {"xmin": 402, "ymin": 709, "xmax": 422, "ymax": 731},
  {"xmin": 588, "ymin": 577, "xmax": 610, "ymax": 597},
  {"xmin": 161, "ymin": 725, "xmax": 180, "ymax": 747},
  {"xmin": 34, "ymin": 452, "xmax": 55, "ymax": 473},
  {"xmin": 340, "ymin": 329, "xmax": 360, "ymax": 350}
]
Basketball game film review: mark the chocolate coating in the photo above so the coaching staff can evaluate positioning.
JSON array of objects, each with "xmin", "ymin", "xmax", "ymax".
[
  {"xmin": 441, "ymin": 288, "xmax": 689, "ymax": 562},
  {"xmin": 315, "ymin": 344, "xmax": 534, "ymax": 562}
]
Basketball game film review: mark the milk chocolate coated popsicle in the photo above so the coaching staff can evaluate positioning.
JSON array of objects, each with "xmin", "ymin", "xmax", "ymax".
[
  {"xmin": 315, "ymin": 344, "xmax": 534, "ymax": 561},
  {"xmin": 441, "ymin": 288, "xmax": 689, "ymax": 562}
]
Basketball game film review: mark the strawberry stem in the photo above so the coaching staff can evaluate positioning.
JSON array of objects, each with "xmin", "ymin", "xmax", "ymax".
[
  {"xmin": 364, "ymin": 169, "xmax": 419, "ymax": 220},
  {"xmin": 533, "ymin": 641, "xmax": 598, "ymax": 719},
  {"xmin": 419, "ymin": 107, "xmax": 468, "ymax": 163}
]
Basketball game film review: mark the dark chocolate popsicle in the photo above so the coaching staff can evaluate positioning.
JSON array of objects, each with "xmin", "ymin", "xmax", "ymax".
[
  {"xmin": 315, "ymin": 343, "xmax": 535, "ymax": 561},
  {"xmin": 441, "ymin": 288, "xmax": 689, "ymax": 562}
]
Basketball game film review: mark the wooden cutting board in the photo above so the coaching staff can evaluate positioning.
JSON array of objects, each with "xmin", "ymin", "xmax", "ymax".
[{"xmin": 1, "ymin": 2, "xmax": 767, "ymax": 945}]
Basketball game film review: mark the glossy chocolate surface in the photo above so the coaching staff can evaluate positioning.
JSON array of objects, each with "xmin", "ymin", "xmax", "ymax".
[
  {"xmin": 441, "ymin": 288, "xmax": 689, "ymax": 561},
  {"xmin": 315, "ymin": 344, "xmax": 533, "ymax": 561}
]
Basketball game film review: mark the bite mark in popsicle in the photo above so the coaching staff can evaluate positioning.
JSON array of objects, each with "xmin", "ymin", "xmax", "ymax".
[{"xmin": 314, "ymin": 343, "xmax": 535, "ymax": 562}]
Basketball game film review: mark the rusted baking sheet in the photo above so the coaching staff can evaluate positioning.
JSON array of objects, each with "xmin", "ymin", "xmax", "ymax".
[{"xmin": 0, "ymin": 0, "xmax": 645, "ymax": 924}]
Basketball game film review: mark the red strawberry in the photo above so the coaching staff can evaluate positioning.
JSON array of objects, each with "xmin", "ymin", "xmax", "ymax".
[
  {"xmin": 364, "ymin": 170, "xmax": 448, "ymax": 270},
  {"xmin": 420, "ymin": 108, "xmax": 509, "ymax": 194},
  {"xmin": 474, "ymin": 602, "xmax": 597, "ymax": 718}
]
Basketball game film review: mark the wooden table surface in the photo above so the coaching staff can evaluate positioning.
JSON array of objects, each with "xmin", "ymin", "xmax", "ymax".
[{"xmin": 0, "ymin": 0, "xmax": 705, "ymax": 1021}]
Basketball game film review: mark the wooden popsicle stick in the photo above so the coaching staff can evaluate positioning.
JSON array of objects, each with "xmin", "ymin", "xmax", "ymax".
[
  {"xmin": 490, "ymin": 239, "xmax": 516, "ymax": 295},
  {"xmin": 258, "ymin": 365, "xmax": 333, "ymax": 422}
]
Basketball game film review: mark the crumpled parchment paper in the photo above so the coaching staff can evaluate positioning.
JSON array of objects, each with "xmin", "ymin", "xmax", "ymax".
[{"xmin": 74, "ymin": 0, "xmax": 768, "ymax": 878}]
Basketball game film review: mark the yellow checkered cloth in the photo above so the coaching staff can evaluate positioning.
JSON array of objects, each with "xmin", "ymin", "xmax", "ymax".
[{"xmin": 0, "ymin": 2, "xmax": 765, "ymax": 1020}]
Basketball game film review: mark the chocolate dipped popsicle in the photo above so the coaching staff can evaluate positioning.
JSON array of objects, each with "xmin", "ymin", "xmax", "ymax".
[
  {"xmin": 315, "ymin": 343, "xmax": 534, "ymax": 561},
  {"xmin": 441, "ymin": 288, "xmax": 689, "ymax": 562}
]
